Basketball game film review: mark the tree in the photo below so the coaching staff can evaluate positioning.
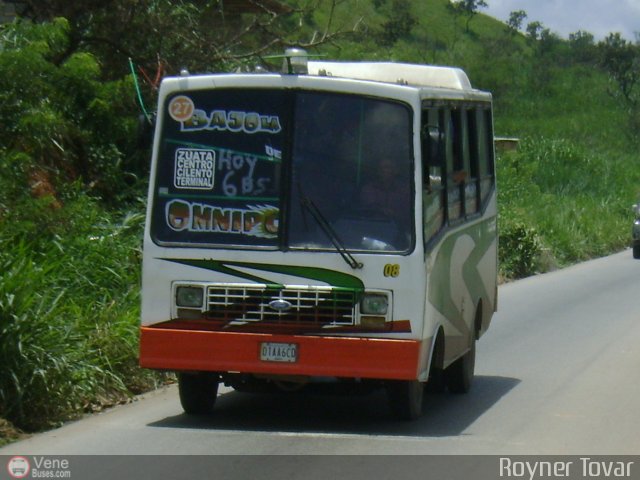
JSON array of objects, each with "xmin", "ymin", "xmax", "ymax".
[
  {"xmin": 448, "ymin": 0, "xmax": 488, "ymax": 33},
  {"xmin": 506, "ymin": 10, "xmax": 526, "ymax": 35},
  {"xmin": 568, "ymin": 30, "xmax": 596, "ymax": 64},
  {"xmin": 1, "ymin": 1, "xmax": 369, "ymax": 204},
  {"xmin": 598, "ymin": 33, "xmax": 640, "ymax": 141},
  {"xmin": 375, "ymin": 0, "xmax": 417, "ymax": 47},
  {"xmin": 599, "ymin": 32, "xmax": 640, "ymax": 108},
  {"xmin": 12, "ymin": 0, "xmax": 361, "ymax": 79},
  {"xmin": 526, "ymin": 21, "xmax": 543, "ymax": 42},
  {"xmin": 0, "ymin": 19, "xmax": 144, "ymax": 203}
]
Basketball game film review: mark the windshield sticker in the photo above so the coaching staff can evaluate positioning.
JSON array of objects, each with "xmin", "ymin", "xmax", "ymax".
[
  {"xmin": 166, "ymin": 199, "xmax": 279, "ymax": 238},
  {"xmin": 174, "ymin": 148, "xmax": 215, "ymax": 190},
  {"xmin": 217, "ymin": 149, "xmax": 272, "ymax": 197},
  {"xmin": 265, "ymin": 144, "xmax": 282, "ymax": 161},
  {"xmin": 168, "ymin": 95, "xmax": 196, "ymax": 122},
  {"xmin": 175, "ymin": 107, "xmax": 282, "ymax": 135}
]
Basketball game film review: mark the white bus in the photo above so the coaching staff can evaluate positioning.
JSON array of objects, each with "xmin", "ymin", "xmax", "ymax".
[{"xmin": 140, "ymin": 50, "xmax": 497, "ymax": 420}]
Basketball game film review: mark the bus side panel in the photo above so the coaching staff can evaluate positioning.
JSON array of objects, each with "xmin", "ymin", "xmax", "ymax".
[{"xmin": 425, "ymin": 211, "xmax": 497, "ymax": 366}]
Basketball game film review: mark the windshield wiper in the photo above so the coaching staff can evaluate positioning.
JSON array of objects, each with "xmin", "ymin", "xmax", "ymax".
[{"xmin": 299, "ymin": 195, "xmax": 363, "ymax": 270}]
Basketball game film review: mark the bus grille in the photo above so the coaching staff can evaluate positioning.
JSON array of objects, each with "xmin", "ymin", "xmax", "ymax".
[{"xmin": 206, "ymin": 285, "xmax": 356, "ymax": 326}]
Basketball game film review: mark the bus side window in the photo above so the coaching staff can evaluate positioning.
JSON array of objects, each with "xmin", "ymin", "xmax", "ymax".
[
  {"xmin": 478, "ymin": 107, "xmax": 495, "ymax": 207},
  {"xmin": 447, "ymin": 107, "xmax": 464, "ymax": 222},
  {"xmin": 466, "ymin": 107, "xmax": 480, "ymax": 215},
  {"xmin": 422, "ymin": 107, "xmax": 445, "ymax": 243}
]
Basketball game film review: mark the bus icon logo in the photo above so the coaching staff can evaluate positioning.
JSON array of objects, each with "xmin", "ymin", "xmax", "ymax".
[{"xmin": 7, "ymin": 456, "xmax": 30, "ymax": 479}]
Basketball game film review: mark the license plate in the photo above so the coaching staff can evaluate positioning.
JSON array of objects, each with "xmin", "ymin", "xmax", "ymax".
[{"xmin": 260, "ymin": 342, "xmax": 298, "ymax": 363}]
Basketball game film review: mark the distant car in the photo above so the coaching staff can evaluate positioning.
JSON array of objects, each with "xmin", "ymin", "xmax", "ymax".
[{"xmin": 633, "ymin": 204, "xmax": 640, "ymax": 259}]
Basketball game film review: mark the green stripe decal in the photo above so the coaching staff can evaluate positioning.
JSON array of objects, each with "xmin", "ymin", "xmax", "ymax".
[
  {"xmin": 160, "ymin": 259, "xmax": 365, "ymax": 292},
  {"xmin": 428, "ymin": 217, "xmax": 497, "ymax": 334},
  {"xmin": 164, "ymin": 259, "xmax": 282, "ymax": 287}
]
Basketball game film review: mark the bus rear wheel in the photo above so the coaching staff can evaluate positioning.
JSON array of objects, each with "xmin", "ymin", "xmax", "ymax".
[
  {"xmin": 178, "ymin": 372, "xmax": 219, "ymax": 414},
  {"xmin": 386, "ymin": 380, "xmax": 424, "ymax": 420},
  {"xmin": 445, "ymin": 339, "xmax": 476, "ymax": 394}
]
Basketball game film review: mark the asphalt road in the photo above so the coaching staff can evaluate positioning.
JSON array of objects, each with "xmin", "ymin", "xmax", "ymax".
[{"xmin": 2, "ymin": 250, "xmax": 640, "ymax": 456}]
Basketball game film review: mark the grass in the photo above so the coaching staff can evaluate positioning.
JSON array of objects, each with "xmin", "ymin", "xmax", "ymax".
[
  {"xmin": 497, "ymin": 137, "xmax": 638, "ymax": 278},
  {"xmin": 0, "ymin": 189, "xmax": 169, "ymax": 434},
  {"xmin": 487, "ymin": 41, "xmax": 639, "ymax": 278}
]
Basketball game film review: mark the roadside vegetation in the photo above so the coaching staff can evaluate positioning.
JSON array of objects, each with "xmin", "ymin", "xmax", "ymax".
[{"xmin": 1, "ymin": 0, "xmax": 639, "ymax": 441}]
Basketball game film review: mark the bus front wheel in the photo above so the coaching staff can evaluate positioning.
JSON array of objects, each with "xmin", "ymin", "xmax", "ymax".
[
  {"xmin": 178, "ymin": 372, "xmax": 219, "ymax": 414},
  {"xmin": 386, "ymin": 379, "xmax": 424, "ymax": 420}
]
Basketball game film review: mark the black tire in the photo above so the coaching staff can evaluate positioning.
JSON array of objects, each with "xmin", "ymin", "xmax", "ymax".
[
  {"xmin": 425, "ymin": 333, "xmax": 446, "ymax": 394},
  {"xmin": 633, "ymin": 245, "xmax": 640, "ymax": 259},
  {"xmin": 425, "ymin": 364, "xmax": 446, "ymax": 393},
  {"xmin": 445, "ymin": 339, "xmax": 476, "ymax": 394},
  {"xmin": 386, "ymin": 380, "xmax": 425, "ymax": 420},
  {"xmin": 178, "ymin": 372, "xmax": 219, "ymax": 415}
]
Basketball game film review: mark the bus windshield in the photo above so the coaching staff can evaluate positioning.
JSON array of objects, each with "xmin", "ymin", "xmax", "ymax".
[{"xmin": 151, "ymin": 89, "xmax": 414, "ymax": 253}]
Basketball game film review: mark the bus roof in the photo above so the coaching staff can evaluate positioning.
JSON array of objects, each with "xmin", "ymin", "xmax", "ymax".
[{"xmin": 307, "ymin": 61, "xmax": 474, "ymax": 91}]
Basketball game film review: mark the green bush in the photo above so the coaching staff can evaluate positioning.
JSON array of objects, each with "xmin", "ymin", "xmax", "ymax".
[
  {"xmin": 0, "ymin": 148, "xmax": 164, "ymax": 431},
  {"xmin": 0, "ymin": 192, "xmax": 165, "ymax": 431},
  {"xmin": 0, "ymin": 19, "xmax": 146, "ymax": 206},
  {"xmin": 499, "ymin": 218, "xmax": 543, "ymax": 279},
  {"xmin": 0, "ymin": 18, "xmax": 157, "ymax": 435}
]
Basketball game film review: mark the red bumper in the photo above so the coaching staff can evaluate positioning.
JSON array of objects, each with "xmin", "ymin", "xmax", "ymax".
[{"xmin": 140, "ymin": 326, "xmax": 422, "ymax": 381}]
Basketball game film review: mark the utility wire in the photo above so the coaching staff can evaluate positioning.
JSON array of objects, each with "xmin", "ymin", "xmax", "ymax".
[{"xmin": 128, "ymin": 57, "xmax": 152, "ymax": 124}]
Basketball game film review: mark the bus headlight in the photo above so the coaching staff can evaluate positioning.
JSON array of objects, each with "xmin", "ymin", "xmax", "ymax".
[
  {"xmin": 360, "ymin": 294, "xmax": 388, "ymax": 315},
  {"xmin": 176, "ymin": 286, "xmax": 204, "ymax": 308}
]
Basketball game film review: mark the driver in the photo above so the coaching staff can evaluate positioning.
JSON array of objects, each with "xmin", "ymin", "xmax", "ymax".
[{"xmin": 358, "ymin": 158, "xmax": 410, "ymax": 217}]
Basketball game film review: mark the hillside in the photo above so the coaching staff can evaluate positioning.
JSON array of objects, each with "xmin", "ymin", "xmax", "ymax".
[
  {"xmin": 309, "ymin": 0, "xmax": 639, "ymax": 272},
  {"xmin": 1, "ymin": 0, "xmax": 639, "ymax": 438}
]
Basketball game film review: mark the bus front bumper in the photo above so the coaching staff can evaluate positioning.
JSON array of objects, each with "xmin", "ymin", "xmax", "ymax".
[{"xmin": 140, "ymin": 326, "xmax": 422, "ymax": 381}]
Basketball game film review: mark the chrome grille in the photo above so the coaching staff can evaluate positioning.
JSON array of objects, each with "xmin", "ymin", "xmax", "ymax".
[{"xmin": 206, "ymin": 285, "xmax": 356, "ymax": 325}]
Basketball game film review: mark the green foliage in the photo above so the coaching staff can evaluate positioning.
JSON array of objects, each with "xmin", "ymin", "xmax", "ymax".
[
  {"xmin": 506, "ymin": 10, "xmax": 527, "ymax": 34},
  {"xmin": 0, "ymin": 20, "xmax": 159, "ymax": 432},
  {"xmin": 0, "ymin": 19, "xmax": 144, "ymax": 205},
  {"xmin": 14, "ymin": 0, "xmax": 364, "ymax": 78},
  {"xmin": 499, "ymin": 218, "xmax": 542, "ymax": 279},
  {"xmin": 568, "ymin": 31, "xmax": 596, "ymax": 64},
  {"xmin": 0, "ymin": 190, "xmax": 165, "ymax": 431},
  {"xmin": 374, "ymin": 0, "xmax": 417, "ymax": 47},
  {"xmin": 599, "ymin": 33, "xmax": 640, "ymax": 104},
  {"xmin": 497, "ymin": 138, "xmax": 637, "ymax": 277},
  {"xmin": 598, "ymin": 33, "xmax": 640, "ymax": 142},
  {"xmin": 448, "ymin": 0, "xmax": 488, "ymax": 33}
]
